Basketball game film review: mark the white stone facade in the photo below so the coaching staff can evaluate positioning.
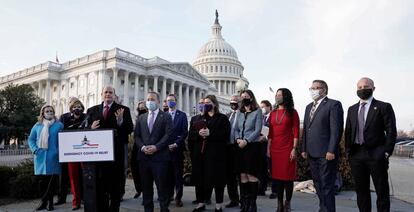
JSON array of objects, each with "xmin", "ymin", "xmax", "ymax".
[{"xmin": 0, "ymin": 48, "xmax": 213, "ymax": 116}]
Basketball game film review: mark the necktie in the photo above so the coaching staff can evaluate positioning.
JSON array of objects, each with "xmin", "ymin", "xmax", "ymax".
[
  {"xmin": 309, "ymin": 101, "xmax": 318, "ymax": 121},
  {"xmin": 170, "ymin": 111, "xmax": 174, "ymax": 121},
  {"xmin": 148, "ymin": 112, "xmax": 155, "ymax": 133},
  {"xmin": 357, "ymin": 102, "xmax": 367, "ymax": 144},
  {"xmin": 103, "ymin": 105, "xmax": 109, "ymax": 120}
]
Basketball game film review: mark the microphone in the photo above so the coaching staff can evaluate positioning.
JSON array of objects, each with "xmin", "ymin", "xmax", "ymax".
[{"xmin": 79, "ymin": 113, "xmax": 90, "ymax": 129}]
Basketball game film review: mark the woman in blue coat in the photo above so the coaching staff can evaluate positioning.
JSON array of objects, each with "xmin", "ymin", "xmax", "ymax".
[{"xmin": 28, "ymin": 105, "xmax": 64, "ymax": 211}]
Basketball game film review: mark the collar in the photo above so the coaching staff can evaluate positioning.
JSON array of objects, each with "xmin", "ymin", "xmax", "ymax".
[
  {"xmin": 315, "ymin": 96, "xmax": 327, "ymax": 105},
  {"xmin": 149, "ymin": 109, "xmax": 160, "ymax": 116},
  {"xmin": 359, "ymin": 96, "xmax": 373, "ymax": 105},
  {"xmin": 103, "ymin": 102, "xmax": 114, "ymax": 108}
]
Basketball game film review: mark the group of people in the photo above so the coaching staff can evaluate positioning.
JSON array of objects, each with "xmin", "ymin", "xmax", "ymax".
[{"xmin": 27, "ymin": 77, "xmax": 396, "ymax": 212}]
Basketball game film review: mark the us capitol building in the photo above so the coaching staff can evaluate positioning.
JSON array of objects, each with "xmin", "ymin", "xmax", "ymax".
[{"xmin": 0, "ymin": 11, "xmax": 249, "ymax": 117}]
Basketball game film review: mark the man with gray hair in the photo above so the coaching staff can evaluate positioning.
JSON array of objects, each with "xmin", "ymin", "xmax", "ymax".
[{"xmin": 86, "ymin": 85, "xmax": 134, "ymax": 212}]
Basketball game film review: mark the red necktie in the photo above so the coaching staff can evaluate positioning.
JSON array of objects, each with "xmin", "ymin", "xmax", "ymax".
[{"xmin": 103, "ymin": 105, "xmax": 109, "ymax": 120}]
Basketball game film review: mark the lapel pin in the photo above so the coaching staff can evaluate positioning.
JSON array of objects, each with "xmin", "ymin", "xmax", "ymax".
[{"xmin": 374, "ymin": 107, "xmax": 377, "ymax": 110}]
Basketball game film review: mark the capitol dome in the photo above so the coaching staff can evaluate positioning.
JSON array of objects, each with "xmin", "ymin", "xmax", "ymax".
[{"xmin": 193, "ymin": 10, "xmax": 249, "ymax": 97}]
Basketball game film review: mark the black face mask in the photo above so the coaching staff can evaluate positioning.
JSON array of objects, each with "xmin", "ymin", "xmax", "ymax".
[
  {"xmin": 163, "ymin": 107, "xmax": 169, "ymax": 112},
  {"xmin": 242, "ymin": 98, "xmax": 252, "ymax": 106},
  {"xmin": 230, "ymin": 103, "xmax": 239, "ymax": 110},
  {"xmin": 357, "ymin": 88, "xmax": 373, "ymax": 100},
  {"xmin": 73, "ymin": 109, "xmax": 83, "ymax": 116},
  {"xmin": 138, "ymin": 109, "xmax": 148, "ymax": 115}
]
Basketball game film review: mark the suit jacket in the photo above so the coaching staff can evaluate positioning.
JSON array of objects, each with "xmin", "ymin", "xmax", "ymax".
[
  {"xmin": 345, "ymin": 98, "xmax": 397, "ymax": 160},
  {"xmin": 86, "ymin": 102, "xmax": 134, "ymax": 164},
  {"xmin": 301, "ymin": 97, "xmax": 344, "ymax": 158},
  {"xmin": 169, "ymin": 110, "xmax": 188, "ymax": 159},
  {"xmin": 134, "ymin": 109, "xmax": 173, "ymax": 162}
]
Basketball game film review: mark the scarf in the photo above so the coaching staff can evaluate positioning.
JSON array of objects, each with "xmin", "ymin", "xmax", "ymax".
[{"xmin": 39, "ymin": 119, "xmax": 55, "ymax": 149}]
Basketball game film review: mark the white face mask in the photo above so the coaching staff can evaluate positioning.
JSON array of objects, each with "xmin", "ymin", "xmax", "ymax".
[
  {"xmin": 261, "ymin": 107, "xmax": 268, "ymax": 115},
  {"xmin": 310, "ymin": 89, "xmax": 321, "ymax": 100},
  {"xmin": 44, "ymin": 112, "xmax": 54, "ymax": 120}
]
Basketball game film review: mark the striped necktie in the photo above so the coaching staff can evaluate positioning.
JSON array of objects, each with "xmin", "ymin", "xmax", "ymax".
[{"xmin": 309, "ymin": 101, "xmax": 318, "ymax": 121}]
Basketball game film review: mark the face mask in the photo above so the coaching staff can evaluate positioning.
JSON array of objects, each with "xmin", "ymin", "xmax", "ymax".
[
  {"xmin": 198, "ymin": 103, "xmax": 204, "ymax": 113},
  {"xmin": 275, "ymin": 97, "xmax": 284, "ymax": 105},
  {"xmin": 230, "ymin": 102, "xmax": 239, "ymax": 110},
  {"xmin": 310, "ymin": 89, "xmax": 321, "ymax": 100},
  {"xmin": 163, "ymin": 107, "xmax": 169, "ymax": 112},
  {"xmin": 73, "ymin": 108, "xmax": 83, "ymax": 116},
  {"xmin": 261, "ymin": 108, "xmax": 268, "ymax": 115},
  {"xmin": 242, "ymin": 98, "xmax": 252, "ymax": 106},
  {"xmin": 138, "ymin": 109, "xmax": 147, "ymax": 115},
  {"xmin": 146, "ymin": 101, "xmax": 158, "ymax": 111},
  {"xmin": 204, "ymin": 104, "xmax": 213, "ymax": 112},
  {"xmin": 44, "ymin": 112, "xmax": 54, "ymax": 120},
  {"xmin": 167, "ymin": 101, "xmax": 176, "ymax": 108},
  {"xmin": 357, "ymin": 88, "xmax": 373, "ymax": 100}
]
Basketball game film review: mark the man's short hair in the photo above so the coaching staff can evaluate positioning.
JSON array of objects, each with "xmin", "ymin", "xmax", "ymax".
[
  {"xmin": 313, "ymin": 79, "xmax": 328, "ymax": 94},
  {"xmin": 147, "ymin": 91, "xmax": 160, "ymax": 101}
]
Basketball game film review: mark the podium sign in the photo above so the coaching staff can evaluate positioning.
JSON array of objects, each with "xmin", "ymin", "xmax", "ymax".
[{"xmin": 58, "ymin": 130, "xmax": 114, "ymax": 162}]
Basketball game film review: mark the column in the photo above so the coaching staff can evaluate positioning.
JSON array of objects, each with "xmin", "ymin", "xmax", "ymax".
[
  {"xmin": 144, "ymin": 76, "xmax": 149, "ymax": 98},
  {"xmin": 134, "ymin": 74, "xmax": 139, "ymax": 109},
  {"xmin": 84, "ymin": 73, "xmax": 89, "ymax": 107},
  {"xmin": 218, "ymin": 80, "xmax": 221, "ymax": 94},
  {"xmin": 225, "ymin": 80, "xmax": 228, "ymax": 95},
  {"xmin": 161, "ymin": 78, "xmax": 167, "ymax": 101},
  {"xmin": 113, "ymin": 68, "xmax": 119, "ymax": 92},
  {"xmin": 46, "ymin": 79, "xmax": 51, "ymax": 104},
  {"xmin": 198, "ymin": 88, "xmax": 203, "ymax": 101},
  {"xmin": 185, "ymin": 84, "xmax": 190, "ymax": 114},
  {"xmin": 178, "ymin": 82, "xmax": 183, "ymax": 110},
  {"xmin": 124, "ymin": 71, "xmax": 130, "ymax": 107},
  {"xmin": 191, "ymin": 86, "xmax": 196, "ymax": 115},
  {"xmin": 75, "ymin": 76, "xmax": 79, "ymax": 98},
  {"xmin": 169, "ymin": 80, "xmax": 175, "ymax": 94},
  {"xmin": 57, "ymin": 81, "xmax": 61, "ymax": 114},
  {"xmin": 153, "ymin": 75, "xmax": 159, "ymax": 93},
  {"xmin": 64, "ymin": 79, "xmax": 70, "ymax": 111},
  {"xmin": 37, "ymin": 81, "xmax": 42, "ymax": 97},
  {"xmin": 95, "ymin": 70, "xmax": 103, "ymax": 106}
]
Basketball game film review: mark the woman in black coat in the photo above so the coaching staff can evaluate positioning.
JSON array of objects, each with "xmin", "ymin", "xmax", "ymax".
[{"xmin": 190, "ymin": 95, "xmax": 230, "ymax": 212}]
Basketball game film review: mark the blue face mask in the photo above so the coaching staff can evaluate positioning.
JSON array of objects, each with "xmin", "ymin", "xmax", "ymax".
[
  {"xmin": 167, "ymin": 101, "xmax": 176, "ymax": 108},
  {"xmin": 146, "ymin": 101, "xmax": 158, "ymax": 111},
  {"xmin": 198, "ymin": 103, "xmax": 204, "ymax": 112},
  {"xmin": 204, "ymin": 104, "xmax": 213, "ymax": 112}
]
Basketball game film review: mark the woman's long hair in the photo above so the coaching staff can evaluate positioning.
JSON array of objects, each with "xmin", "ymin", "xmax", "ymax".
[
  {"xmin": 276, "ymin": 88, "xmax": 295, "ymax": 115},
  {"xmin": 204, "ymin": 94, "xmax": 220, "ymax": 115},
  {"xmin": 239, "ymin": 89, "xmax": 259, "ymax": 113}
]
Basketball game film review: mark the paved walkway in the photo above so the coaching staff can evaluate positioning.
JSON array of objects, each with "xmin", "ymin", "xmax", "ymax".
[{"xmin": 1, "ymin": 179, "xmax": 413, "ymax": 212}]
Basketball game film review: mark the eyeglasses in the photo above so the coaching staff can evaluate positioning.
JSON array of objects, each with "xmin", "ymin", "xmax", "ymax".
[{"xmin": 309, "ymin": 87, "xmax": 323, "ymax": 91}]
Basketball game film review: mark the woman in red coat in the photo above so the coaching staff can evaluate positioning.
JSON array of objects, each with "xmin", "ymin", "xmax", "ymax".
[{"xmin": 267, "ymin": 88, "xmax": 299, "ymax": 212}]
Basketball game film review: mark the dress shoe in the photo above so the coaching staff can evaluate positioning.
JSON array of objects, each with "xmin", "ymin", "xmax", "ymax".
[
  {"xmin": 225, "ymin": 201, "xmax": 239, "ymax": 208},
  {"xmin": 133, "ymin": 192, "xmax": 141, "ymax": 199},
  {"xmin": 54, "ymin": 199, "xmax": 66, "ymax": 205},
  {"xmin": 175, "ymin": 200, "xmax": 183, "ymax": 207},
  {"xmin": 269, "ymin": 193, "xmax": 277, "ymax": 199},
  {"xmin": 192, "ymin": 200, "xmax": 198, "ymax": 204},
  {"xmin": 72, "ymin": 204, "xmax": 81, "ymax": 211},
  {"xmin": 215, "ymin": 207, "xmax": 223, "ymax": 212},
  {"xmin": 35, "ymin": 201, "xmax": 47, "ymax": 211},
  {"xmin": 192, "ymin": 205, "xmax": 206, "ymax": 212},
  {"xmin": 258, "ymin": 191, "xmax": 266, "ymax": 196}
]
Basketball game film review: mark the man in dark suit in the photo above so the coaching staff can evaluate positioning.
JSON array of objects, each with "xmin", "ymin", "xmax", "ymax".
[
  {"xmin": 165, "ymin": 94, "xmax": 188, "ymax": 207},
  {"xmin": 301, "ymin": 80, "xmax": 344, "ymax": 212},
  {"xmin": 345, "ymin": 77, "xmax": 396, "ymax": 212},
  {"xmin": 134, "ymin": 91, "xmax": 173, "ymax": 212},
  {"xmin": 225, "ymin": 95, "xmax": 240, "ymax": 208},
  {"xmin": 87, "ymin": 85, "xmax": 134, "ymax": 212}
]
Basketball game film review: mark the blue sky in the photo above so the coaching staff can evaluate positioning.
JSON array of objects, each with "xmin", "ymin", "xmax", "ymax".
[{"xmin": 0, "ymin": 0, "xmax": 413, "ymax": 131}]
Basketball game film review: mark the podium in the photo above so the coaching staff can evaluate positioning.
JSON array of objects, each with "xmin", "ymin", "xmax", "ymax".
[{"xmin": 58, "ymin": 129, "xmax": 114, "ymax": 212}]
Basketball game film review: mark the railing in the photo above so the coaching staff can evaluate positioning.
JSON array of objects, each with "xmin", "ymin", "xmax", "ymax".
[{"xmin": 0, "ymin": 149, "xmax": 32, "ymax": 167}]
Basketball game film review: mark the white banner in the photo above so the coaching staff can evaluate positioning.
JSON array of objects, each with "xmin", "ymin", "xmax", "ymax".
[{"xmin": 58, "ymin": 130, "xmax": 114, "ymax": 162}]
